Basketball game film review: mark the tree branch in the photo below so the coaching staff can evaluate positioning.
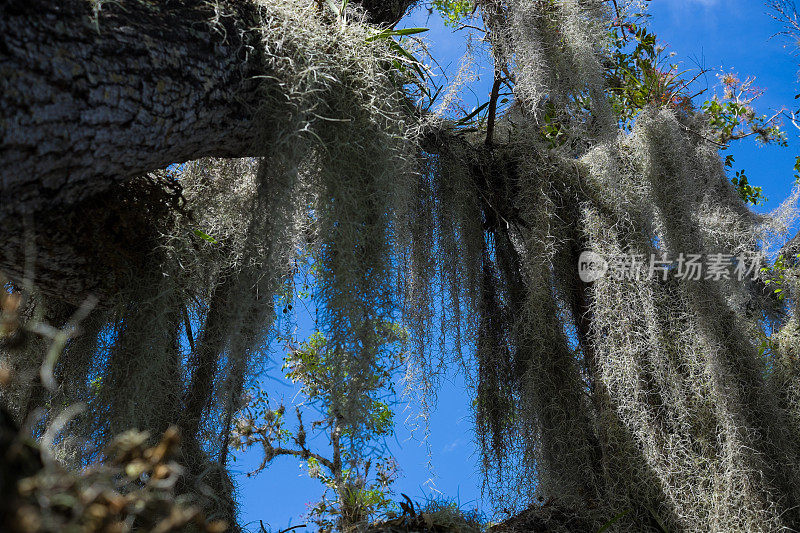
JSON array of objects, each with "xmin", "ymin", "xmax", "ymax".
[
  {"xmin": 0, "ymin": 0, "xmax": 423, "ymax": 217},
  {"xmin": 0, "ymin": 0, "xmax": 271, "ymax": 216},
  {"xmin": 267, "ymin": 446, "xmax": 335, "ymax": 473},
  {"xmin": 0, "ymin": 0, "xmax": 424, "ymax": 303},
  {"xmin": 485, "ymin": 74, "xmax": 503, "ymax": 146}
]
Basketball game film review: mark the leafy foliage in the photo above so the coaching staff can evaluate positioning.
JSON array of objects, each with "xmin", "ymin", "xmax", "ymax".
[
  {"xmin": 232, "ymin": 321, "xmax": 407, "ymax": 531},
  {"xmin": 607, "ymin": 21, "xmax": 693, "ymax": 122},
  {"xmin": 432, "ymin": 0, "xmax": 474, "ymax": 27},
  {"xmin": 725, "ymin": 155, "xmax": 767, "ymax": 206},
  {"xmin": 702, "ymin": 72, "xmax": 786, "ymax": 146}
]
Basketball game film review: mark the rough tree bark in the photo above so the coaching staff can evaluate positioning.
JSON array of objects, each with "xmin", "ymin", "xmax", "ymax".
[
  {"xmin": 0, "ymin": 0, "xmax": 419, "ymax": 300},
  {"xmin": 0, "ymin": 0, "xmax": 268, "ymax": 215}
]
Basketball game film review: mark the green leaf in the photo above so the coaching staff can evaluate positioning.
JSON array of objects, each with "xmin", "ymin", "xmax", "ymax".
[
  {"xmin": 455, "ymin": 101, "xmax": 490, "ymax": 126},
  {"xmin": 387, "ymin": 27, "xmax": 429, "ymax": 36},
  {"xmin": 366, "ymin": 27, "xmax": 429, "ymax": 42},
  {"xmin": 193, "ymin": 229, "xmax": 218, "ymax": 244}
]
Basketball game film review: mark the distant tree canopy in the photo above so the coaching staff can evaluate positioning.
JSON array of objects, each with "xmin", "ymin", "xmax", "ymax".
[{"xmin": 3, "ymin": 1, "xmax": 800, "ymax": 532}]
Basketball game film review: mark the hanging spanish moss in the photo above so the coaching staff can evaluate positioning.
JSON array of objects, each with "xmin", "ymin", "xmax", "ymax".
[
  {"xmin": 2, "ymin": 0, "xmax": 418, "ymax": 524},
  {"xmin": 578, "ymin": 108, "xmax": 800, "ymax": 530},
  {"xmin": 395, "ymin": 1, "xmax": 800, "ymax": 529}
]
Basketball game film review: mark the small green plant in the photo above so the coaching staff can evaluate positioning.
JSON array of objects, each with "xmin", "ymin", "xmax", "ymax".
[
  {"xmin": 761, "ymin": 253, "xmax": 799, "ymax": 302},
  {"xmin": 432, "ymin": 0, "xmax": 475, "ymax": 28},
  {"xmin": 701, "ymin": 72, "xmax": 786, "ymax": 147},
  {"xmin": 376, "ymin": 495, "xmax": 489, "ymax": 532},
  {"xmin": 232, "ymin": 322, "xmax": 407, "ymax": 531},
  {"xmin": 725, "ymin": 156, "xmax": 767, "ymax": 206}
]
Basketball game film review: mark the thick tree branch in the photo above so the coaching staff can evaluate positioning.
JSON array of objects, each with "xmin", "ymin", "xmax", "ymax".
[
  {"xmin": 0, "ymin": 0, "xmax": 421, "ymax": 217},
  {"xmin": 485, "ymin": 74, "xmax": 503, "ymax": 146},
  {"xmin": 264, "ymin": 446, "xmax": 335, "ymax": 473},
  {"xmin": 0, "ymin": 0, "xmax": 270, "ymax": 215},
  {"xmin": 0, "ymin": 0, "xmax": 422, "ymax": 302}
]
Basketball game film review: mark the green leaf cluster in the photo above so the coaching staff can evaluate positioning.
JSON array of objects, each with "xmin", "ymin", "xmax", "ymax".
[{"xmin": 431, "ymin": 0, "xmax": 474, "ymax": 28}]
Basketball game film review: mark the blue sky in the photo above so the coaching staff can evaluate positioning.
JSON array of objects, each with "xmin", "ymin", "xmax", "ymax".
[{"xmin": 233, "ymin": 3, "xmax": 800, "ymax": 530}]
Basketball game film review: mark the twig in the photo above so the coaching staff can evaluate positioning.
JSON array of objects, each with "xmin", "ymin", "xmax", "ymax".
[
  {"xmin": 182, "ymin": 305, "xmax": 195, "ymax": 353},
  {"xmin": 680, "ymin": 124, "xmax": 728, "ymax": 148},
  {"xmin": 673, "ymin": 68, "xmax": 710, "ymax": 97},
  {"xmin": 485, "ymin": 73, "xmax": 502, "ymax": 146},
  {"xmin": 277, "ymin": 525, "xmax": 306, "ymax": 533},
  {"xmin": 41, "ymin": 403, "xmax": 86, "ymax": 463},
  {"xmin": 456, "ymin": 23, "xmax": 486, "ymax": 33},
  {"xmin": 40, "ymin": 295, "xmax": 98, "ymax": 391},
  {"xmin": 611, "ymin": 0, "xmax": 621, "ymax": 21}
]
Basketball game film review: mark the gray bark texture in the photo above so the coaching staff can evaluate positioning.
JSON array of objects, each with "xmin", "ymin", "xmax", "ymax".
[
  {"xmin": 0, "ymin": 0, "xmax": 418, "ymax": 301},
  {"xmin": 1, "ymin": 0, "xmax": 266, "ymax": 215}
]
